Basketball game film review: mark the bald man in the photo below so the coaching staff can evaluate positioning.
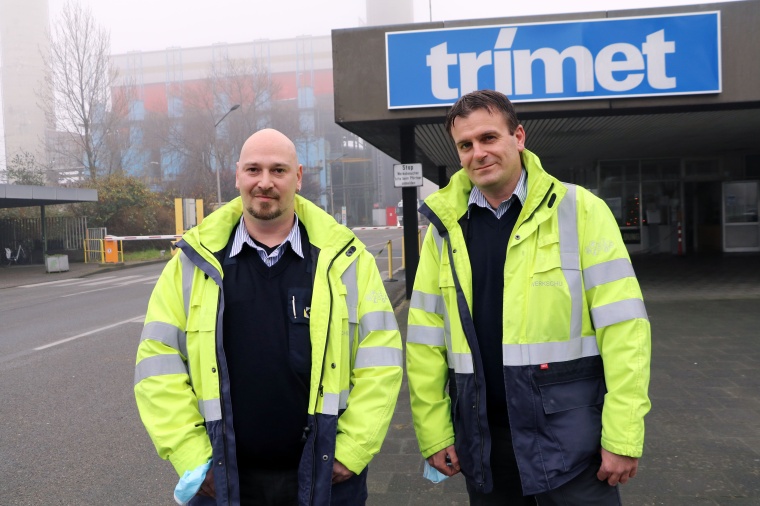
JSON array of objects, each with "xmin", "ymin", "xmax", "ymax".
[{"xmin": 136, "ymin": 129, "xmax": 403, "ymax": 505}]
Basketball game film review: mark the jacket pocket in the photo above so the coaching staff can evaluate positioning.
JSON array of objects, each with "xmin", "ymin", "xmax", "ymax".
[
  {"xmin": 535, "ymin": 362, "xmax": 605, "ymax": 471},
  {"xmin": 288, "ymin": 287, "xmax": 312, "ymax": 380}
]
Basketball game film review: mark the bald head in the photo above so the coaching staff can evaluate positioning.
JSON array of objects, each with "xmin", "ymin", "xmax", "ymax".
[{"xmin": 238, "ymin": 128, "xmax": 298, "ymax": 166}]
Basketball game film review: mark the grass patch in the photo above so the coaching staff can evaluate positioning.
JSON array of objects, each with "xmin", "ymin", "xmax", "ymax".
[{"xmin": 123, "ymin": 247, "xmax": 171, "ymax": 262}]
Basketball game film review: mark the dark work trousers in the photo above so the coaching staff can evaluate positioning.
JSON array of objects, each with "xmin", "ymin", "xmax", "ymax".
[
  {"xmin": 239, "ymin": 467, "xmax": 299, "ymax": 506},
  {"xmin": 237, "ymin": 465, "xmax": 368, "ymax": 506},
  {"xmin": 467, "ymin": 425, "xmax": 622, "ymax": 506}
]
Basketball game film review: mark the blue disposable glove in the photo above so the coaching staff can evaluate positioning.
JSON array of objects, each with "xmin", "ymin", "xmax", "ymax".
[
  {"xmin": 174, "ymin": 459, "xmax": 212, "ymax": 505},
  {"xmin": 423, "ymin": 460, "xmax": 449, "ymax": 483}
]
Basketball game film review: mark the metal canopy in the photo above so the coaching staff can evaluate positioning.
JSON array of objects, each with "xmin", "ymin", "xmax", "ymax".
[
  {"xmin": 0, "ymin": 184, "xmax": 97, "ymax": 209},
  {"xmin": 340, "ymin": 105, "xmax": 760, "ymax": 182}
]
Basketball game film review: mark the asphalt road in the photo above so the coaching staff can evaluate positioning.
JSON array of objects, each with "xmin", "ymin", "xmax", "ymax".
[{"xmin": 0, "ymin": 262, "xmax": 177, "ymax": 505}]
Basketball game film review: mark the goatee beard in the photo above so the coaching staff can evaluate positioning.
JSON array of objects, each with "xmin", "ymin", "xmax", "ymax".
[{"xmin": 246, "ymin": 203, "xmax": 283, "ymax": 221}]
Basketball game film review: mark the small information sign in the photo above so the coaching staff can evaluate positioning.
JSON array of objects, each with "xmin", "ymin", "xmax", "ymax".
[{"xmin": 393, "ymin": 163, "xmax": 423, "ymax": 188}]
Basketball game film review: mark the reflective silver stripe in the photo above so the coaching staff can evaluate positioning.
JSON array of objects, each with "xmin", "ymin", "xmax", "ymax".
[
  {"xmin": 180, "ymin": 252, "xmax": 194, "ymax": 318},
  {"xmin": 198, "ymin": 398, "xmax": 222, "ymax": 422},
  {"xmin": 322, "ymin": 392, "xmax": 340, "ymax": 415},
  {"xmin": 583, "ymin": 258, "xmax": 636, "ymax": 290},
  {"xmin": 140, "ymin": 321, "xmax": 187, "ymax": 358},
  {"xmin": 558, "ymin": 184, "xmax": 582, "ymax": 340},
  {"xmin": 342, "ymin": 261, "xmax": 358, "ymax": 354},
  {"xmin": 134, "ymin": 353, "xmax": 188, "ymax": 385},
  {"xmin": 591, "ymin": 298, "xmax": 649, "ymax": 329},
  {"xmin": 558, "ymin": 184, "xmax": 580, "ymax": 271},
  {"xmin": 431, "ymin": 226, "xmax": 445, "ymax": 257},
  {"xmin": 410, "ymin": 290, "xmax": 445, "ymax": 315},
  {"xmin": 339, "ymin": 389, "xmax": 350, "ymax": 410},
  {"xmin": 450, "ymin": 352, "xmax": 474, "ymax": 374},
  {"xmin": 406, "ymin": 325, "xmax": 445, "ymax": 346},
  {"xmin": 354, "ymin": 346, "xmax": 403, "ymax": 368},
  {"xmin": 502, "ymin": 335, "xmax": 600, "ymax": 366},
  {"xmin": 358, "ymin": 311, "xmax": 399, "ymax": 344}
]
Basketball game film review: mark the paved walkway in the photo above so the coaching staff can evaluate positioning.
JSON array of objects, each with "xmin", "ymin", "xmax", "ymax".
[{"xmin": 2, "ymin": 253, "xmax": 759, "ymax": 504}]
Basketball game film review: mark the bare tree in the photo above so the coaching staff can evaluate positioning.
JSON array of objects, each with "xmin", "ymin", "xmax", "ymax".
[
  {"xmin": 143, "ymin": 56, "xmax": 301, "ymax": 203},
  {"xmin": 39, "ymin": 1, "xmax": 132, "ymax": 181}
]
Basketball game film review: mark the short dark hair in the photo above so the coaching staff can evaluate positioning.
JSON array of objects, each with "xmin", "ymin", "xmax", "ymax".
[{"xmin": 444, "ymin": 90, "xmax": 521, "ymax": 137}]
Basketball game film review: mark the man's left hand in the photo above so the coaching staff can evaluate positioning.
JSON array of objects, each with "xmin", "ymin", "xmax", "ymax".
[
  {"xmin": 332, "ymin": 459, "xmax": 355, "ymax": 484},
  {"xmin": 597, "ymin": 448, "xmax": 639, "ymax": 486}
]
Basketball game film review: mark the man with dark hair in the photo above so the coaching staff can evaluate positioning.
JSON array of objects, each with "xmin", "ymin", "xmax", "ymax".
[
  {"xmin": 407, "ymin": 90, "xmax": 651, "ymax": 505},
  {"xmin": 136, "ymin": 128, "xmax": 403, "ymax": 505}
]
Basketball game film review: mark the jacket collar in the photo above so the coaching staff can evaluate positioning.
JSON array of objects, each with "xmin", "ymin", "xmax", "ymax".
[
  {"xmin": 421, "ymin": 149, "xmax": 564, "ymax": 234},
  {"xmin": 179, "ymin": 195, "xmax": 363, "ymax": 273}
]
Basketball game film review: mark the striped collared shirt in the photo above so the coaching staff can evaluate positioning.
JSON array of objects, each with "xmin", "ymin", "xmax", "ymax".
[
  {"xmin": 229, "ymin": 215, "xmax": 304, "ymax": 267},
  {"xmin": 468, "ymin": 167, "xmax": 528, "ymax": 219}
]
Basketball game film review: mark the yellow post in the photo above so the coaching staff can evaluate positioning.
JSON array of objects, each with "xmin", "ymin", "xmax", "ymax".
[
  {"xmin": 195, "ymin": 199, "xmax": 205, "ymax": 224},
  {"xmin": 387, "ymin": 240, "xmax": 396, "ymax": 282},
  {"xmin": 174, "ymin": 198, "xmax": 184, "ymax": 236},
  {"xmin": 401, "ymin": 236, "xmax": 405, "ymax": 269}
]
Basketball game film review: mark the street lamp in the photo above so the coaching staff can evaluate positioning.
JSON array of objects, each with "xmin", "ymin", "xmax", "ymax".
[{"xmin": 214, "ymin": 104, "xmax": 241, "ymax": 206}]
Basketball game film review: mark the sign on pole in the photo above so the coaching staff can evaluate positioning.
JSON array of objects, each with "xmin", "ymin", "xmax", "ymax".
[{"xmin": 393, "ymin": 163, "xmax": 423, "ymax": 187}]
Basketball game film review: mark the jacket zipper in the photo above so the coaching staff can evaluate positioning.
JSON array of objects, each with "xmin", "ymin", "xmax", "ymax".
[{"xmin": 308, "ymin": 238, "xmax": 354, "ymax": 505}]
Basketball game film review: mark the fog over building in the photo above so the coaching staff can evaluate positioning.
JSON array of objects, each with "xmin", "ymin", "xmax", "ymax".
[{"xmin": 0, "ymin": 0, "xmax": 50, "ymax": 178}]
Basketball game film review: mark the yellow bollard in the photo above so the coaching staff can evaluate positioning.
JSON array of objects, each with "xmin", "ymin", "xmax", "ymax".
[
  {"xmin": 401, "ymin": 236, "xmax": 405, "ymax": 269},
  {"xmin": 387, "ymin": 240, "xmax": 396, "ymax": 281}
]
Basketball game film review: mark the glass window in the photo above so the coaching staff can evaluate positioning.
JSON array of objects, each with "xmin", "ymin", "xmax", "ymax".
[
  {"xmin": 642, "ymin": 181, "xmax": 678, "ymax": 226},
  {"xmin": 724, "ymin": 182, "xmax": 759, "ymax": 223}
]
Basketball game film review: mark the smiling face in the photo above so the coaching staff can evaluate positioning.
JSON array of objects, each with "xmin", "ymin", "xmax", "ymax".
[
  {"xmin": 235, "ymin": 129, "xmax": 302, "ymax": 224},
  {"xmin": 450, "ymin": 107, "xmax": 526, "ymax": 206}
]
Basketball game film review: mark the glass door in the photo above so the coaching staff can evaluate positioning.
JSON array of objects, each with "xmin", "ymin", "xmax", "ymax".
[{"xmin": 723, "ymin": 181, "xmax": 760, "ymax": 252}]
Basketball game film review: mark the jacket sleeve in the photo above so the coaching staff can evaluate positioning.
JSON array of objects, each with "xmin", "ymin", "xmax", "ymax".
[
  {"xmin": 578, "ymin": 190, "xmax": 652, "ymax": 458},
  {"xmin": 334, "ymin": 250, "xmax": 403, "ymax": 474},
  {"xmin": 134, "ymin": 254, "xmax": 212, "ymax": 476},
  {"xmin": 406, "ymin": 226, "xmax": 456, "ymax": 458}
]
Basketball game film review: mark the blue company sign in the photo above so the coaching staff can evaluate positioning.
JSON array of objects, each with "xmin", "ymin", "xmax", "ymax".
[{"xmin": 386, "ymin": 12, "xmax": 721, "ymax": 109}]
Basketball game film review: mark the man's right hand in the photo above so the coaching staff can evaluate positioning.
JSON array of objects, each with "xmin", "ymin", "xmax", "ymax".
[
  {"xmin": 197, "ymin": 469, "xmax": 215, "ymax": 498},
  {"xmin": 427, "ymin": 445, "xmax": 461, "ymax": 476}
]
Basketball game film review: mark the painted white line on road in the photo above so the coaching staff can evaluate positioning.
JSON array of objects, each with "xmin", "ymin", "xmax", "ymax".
[
  {"xmin": 115, "ymin": 275, "xmax": 160, "ymax": 286},
  {"xmin": 34, "ymin": 315, "xmax": 145, "ymax": 351},
  {"xmin": 59, "ymin": 275, "xmax": 157, "ymax": 297},
  {"xmin": 17, "ymin": 276, "xmax": 116, "ymax": 288},
  {"xmin": 79, "ymin": 275, "xmax": 141, "ymax": 286}
]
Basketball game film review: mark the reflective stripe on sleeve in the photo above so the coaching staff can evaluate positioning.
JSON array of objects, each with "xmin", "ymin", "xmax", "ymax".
[
  {"xmin": 198, "ymin": 398, "xmax": 222, "ymax": 422},
  {"xmin": 140, "ymin": 321, "xmax": 187, "ymax": 358},
  {"xmin": 354, "ymin": 346, "xmax": 402, "ymax": 369},
  {"xmin": 410, "ymin": 290, "xmax": 445, "ymax": 315},
  {"xmin": 406, "ymin": 325, "xmax": 445, "ymax": 346},
  {"xmin": 134, "ymin": 353, "xmax": 188, "ymax": 385},
  {"xmin": 180, "ymin": 252, "xmax": 194, "ymax": 319},
  {"xmin": 591, "ymin": 298, "xmax": 649, "ymax": 329},
  {"xmin": 358, "ymin": 311, "xmax": 399, "ymax": 344},
  {"xmin": 339, "ymin": 389, "xmax": 350, "ymax": 410},
  {"xmin": 322, "ymin": 392, "xmax": 340, "ymax": 415},
  {"xmin": 342, "ymin": 261, "xmax": 358, "ymax": 354},
  {"xmin": 583, "ymin": 258, "xmax": 636, "ymax": 290},
  {"xmin": 502, "ymin": 335, "xmax": 599, "ymax": 366},
  {"xmin": 450, "ymin": 352, "xmax": 474, "ymax": 374}
]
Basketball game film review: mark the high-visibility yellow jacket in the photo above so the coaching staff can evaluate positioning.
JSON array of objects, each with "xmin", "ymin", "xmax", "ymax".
[
  {"xmin": 407, "ymin": 150, "xmax": 651, "ymax": 495},
  {"xmin": 135, "ymin": 195, "xmax": 403, "ymax": 505}
]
